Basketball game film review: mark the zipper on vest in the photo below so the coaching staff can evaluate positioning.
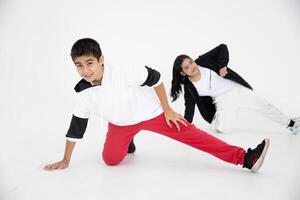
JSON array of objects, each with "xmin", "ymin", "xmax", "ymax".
[{"xmin": 209, "ymin": 70, "xmax": 212, "ymax": 89}]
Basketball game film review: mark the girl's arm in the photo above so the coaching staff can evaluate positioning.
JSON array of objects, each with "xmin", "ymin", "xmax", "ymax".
[{"xmin": 195, "ymin": 43, "xmax": 229, "ymax": 75}]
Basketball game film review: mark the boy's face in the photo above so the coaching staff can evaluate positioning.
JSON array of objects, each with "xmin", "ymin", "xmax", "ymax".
[
  {"xmin": 181, "ymin": 58, "xmax": 198, "ymax": 77},
  {"xmin": 74, "ymin": 55, "xmax": 104, "ymax": 84}
]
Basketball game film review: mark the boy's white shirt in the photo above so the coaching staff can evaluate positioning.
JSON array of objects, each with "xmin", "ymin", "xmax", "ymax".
[{"xmin": 67, "ymin": 63, "xmax": 163, "ymax": 141}]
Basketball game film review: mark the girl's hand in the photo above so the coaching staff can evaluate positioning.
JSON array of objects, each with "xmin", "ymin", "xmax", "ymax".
[{"xmin": 219, "ymin": 67, "xmax": 228, "ymax": 77}]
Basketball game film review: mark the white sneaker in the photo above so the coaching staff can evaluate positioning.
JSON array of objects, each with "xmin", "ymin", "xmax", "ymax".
[{"xmin": 288, "ymin": 117, "xmax": 300, "ymax": 134}]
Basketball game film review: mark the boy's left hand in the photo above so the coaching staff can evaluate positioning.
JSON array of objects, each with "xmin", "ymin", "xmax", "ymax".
[{"xmin": 164, "ymin": 107, "xmax": 188, "ymax": 132}]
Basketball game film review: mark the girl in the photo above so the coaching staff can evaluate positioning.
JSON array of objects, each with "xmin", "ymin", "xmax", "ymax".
[{"xmin": 171, "ymin": 44, "xmax": 299, "ymax": 134}]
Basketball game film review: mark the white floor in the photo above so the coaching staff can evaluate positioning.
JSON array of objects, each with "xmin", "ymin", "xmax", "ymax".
[
  {"xmin": 1, "ymin": 0, "xmax": 300, "ymax": 200},
  {"xmin": 1, "ymin": 116, "xmax": 300, "ymax": 200}
]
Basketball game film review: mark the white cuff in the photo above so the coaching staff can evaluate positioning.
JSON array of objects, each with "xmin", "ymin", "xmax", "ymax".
[
  {"xmin": 152, "ymin": 78, "xmax": 163, "ymax": 88},
  {"xmin": 66, "ymin": 137, "xmax": 82, "ymax": 142}
]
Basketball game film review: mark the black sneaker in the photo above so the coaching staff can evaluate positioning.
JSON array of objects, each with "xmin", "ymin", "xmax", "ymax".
[
  {"xmin": 288, "ymin": 117, "xmax": 300, "ymax": 134},
  {"xmin": 127, "ymin": 139, "xmax": 136, "ymax": 154},
  {"xmin": 243, "ymin": 138, "xmax": 270, "ymax": 173}
]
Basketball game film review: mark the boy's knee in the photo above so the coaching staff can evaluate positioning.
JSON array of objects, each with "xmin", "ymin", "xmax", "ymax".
[
  {"xmin": 102, "ymin": 152, "xmax": 124, "ymax": 166},
  {"xmin": 103, "ymin": 158, "xmax": 122, "ymax": 166}
]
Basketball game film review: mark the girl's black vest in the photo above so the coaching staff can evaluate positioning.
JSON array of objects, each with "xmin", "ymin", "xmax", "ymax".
[{"xmin": 183, "ymin": 44, "xmax": 252, "ymax": 123}]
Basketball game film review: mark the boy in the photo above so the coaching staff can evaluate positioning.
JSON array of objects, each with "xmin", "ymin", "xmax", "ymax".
[{"xmin": 44, "ymin": 38, "xmax": 269, "ymax": 173}]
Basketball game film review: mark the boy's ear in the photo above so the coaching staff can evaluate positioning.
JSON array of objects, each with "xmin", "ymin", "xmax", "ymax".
[
  {"xmin": 99, "ymin": 55, "xmax": 104, "ymax": 62},
  {"xmin": 98, "ymin": 55, "xmax": 104, "ymax": 66}
]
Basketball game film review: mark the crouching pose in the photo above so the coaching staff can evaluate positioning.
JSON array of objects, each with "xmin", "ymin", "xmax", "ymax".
[
  {"xmin": 44, "ymin": 39, "xmax": 270, "ymax": 173},
  {"xmin": 171, "ymin": 44, "xmax": 299, "ymax": 134}
]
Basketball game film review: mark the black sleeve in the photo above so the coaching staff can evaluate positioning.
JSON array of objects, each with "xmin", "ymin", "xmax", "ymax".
[
  {"xmin": 183, "ymin": 85, "xmax": 196, "ymax": 123},
  {"xmin": 66, "ymin": 115, "xmax": 89, "ymax": 139},
  {"xmin": 195, "ymin": 44, "xmax": 229, "ymax": 70},
  {"xmin": 140, "ymin": 66, "xmax": 161, "ymax": 87}
]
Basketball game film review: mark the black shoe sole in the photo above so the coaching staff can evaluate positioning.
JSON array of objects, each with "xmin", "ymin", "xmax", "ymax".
[{"xmin": 251, "ymin": 138, "xmax": 270, "ymax": 173}]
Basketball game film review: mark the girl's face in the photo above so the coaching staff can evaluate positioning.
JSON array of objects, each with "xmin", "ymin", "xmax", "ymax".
[
  {"xmin": 74, "ymin": 55, "xmax": 104, "ymax": 84},
  {"xmin": 181, "ymin": 58, "xmax": 198, "ymax": 77}
]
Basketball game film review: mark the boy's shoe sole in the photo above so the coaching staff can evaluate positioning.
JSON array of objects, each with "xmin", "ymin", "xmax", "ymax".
[{"xmin": 251, "ymin": 138, "xmax": 270, "ymax": 173}]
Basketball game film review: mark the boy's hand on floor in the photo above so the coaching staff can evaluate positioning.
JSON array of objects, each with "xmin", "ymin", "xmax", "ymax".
[
  {"xmin": 43, "ymin": 160, "xmax": 69, "ymax": 171},
  {"xmin": 164, "ymin": 107, "xmax": 188, "ymax": 132}
]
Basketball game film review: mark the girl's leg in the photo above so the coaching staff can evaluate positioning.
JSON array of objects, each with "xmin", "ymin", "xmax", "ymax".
[
  {"xmin": 213, "ymin": 85, "xmax": 291, "ymax": 132},
  {"xmin": 211, "ymin": 103, "xmax": 238, "ymax": 133},
  {"xmin": 141, "ymin": 114, "xmax": 245, "ymax": 165},
  {"xmin": 238, "ymin": 86, "xmax": 291, "ymax": 127},
  {"xmin": 102, "ymin": 123, "xmax": 140, "ymax": 166},
  {"xmin": 212, "ymin": 86, "xmax": 240, "ymax": 133}
]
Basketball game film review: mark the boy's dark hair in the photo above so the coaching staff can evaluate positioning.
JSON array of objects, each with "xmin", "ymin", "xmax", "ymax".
[{"xmin": 70, "ymin": 38, "xmax": 102, "ymax": 62}]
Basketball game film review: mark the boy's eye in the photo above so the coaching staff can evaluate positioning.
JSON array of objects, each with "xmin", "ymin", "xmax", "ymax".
[
  {"xmin": 76, "ymin": 65, "xmax": 82, "ymax": 68},
  {"xmin": 87, "ymin": 62, "xmax": 93, "ymax": 65}
]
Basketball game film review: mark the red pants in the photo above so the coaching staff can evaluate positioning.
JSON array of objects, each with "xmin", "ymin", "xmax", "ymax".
[{"xmin": 102, "ymin": 113, "xmax": 245, "ymax": 166}]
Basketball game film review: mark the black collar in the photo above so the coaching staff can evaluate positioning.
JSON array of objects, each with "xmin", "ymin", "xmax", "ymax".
[{"xmin": 74, "ymin": 79, "xmax": 96, "ymax": 93}]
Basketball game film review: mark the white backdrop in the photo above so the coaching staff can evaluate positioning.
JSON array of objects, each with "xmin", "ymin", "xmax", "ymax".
[{"xmin": 0, "ymin": 0, "xmax": 300, "ymax": 200}]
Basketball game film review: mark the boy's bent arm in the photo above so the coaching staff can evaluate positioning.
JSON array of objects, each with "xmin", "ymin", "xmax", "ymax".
[
  {"xmin": 43, "ymin": 140, "xmax": 76, "ymax": 171},
  {"xmin": 153, "ymin": 82, "xmax": 187, "ymax": 132}
]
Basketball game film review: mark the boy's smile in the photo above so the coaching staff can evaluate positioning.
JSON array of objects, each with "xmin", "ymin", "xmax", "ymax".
[{"xmin": 74, "ymin": 55, "xmax": 104, "ymax": 85}]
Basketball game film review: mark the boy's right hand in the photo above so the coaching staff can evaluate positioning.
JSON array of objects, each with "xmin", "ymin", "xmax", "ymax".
[{"xmin": 43, "ymin": 160, "xmax": 69, "ymax": 171}]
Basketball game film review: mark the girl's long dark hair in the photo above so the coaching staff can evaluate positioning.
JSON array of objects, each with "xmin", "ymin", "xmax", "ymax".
[{"xmin": 171, "ymin": 54, "xmax": 191, "ymax": 102}]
